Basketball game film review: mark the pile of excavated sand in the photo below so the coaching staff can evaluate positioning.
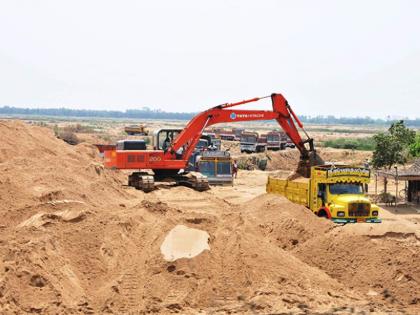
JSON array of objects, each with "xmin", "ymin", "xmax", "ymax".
[
  {"xmin": 0, "ymin": 120, "xmax": 132, "ymax": 214},
  {"xmin": 295, "ymin": 230, "xmax": 420, "ymax": 310},
  {"xmin": 266, "ymin": 148, "xmax": 372, "ymax": 171},
  {"xmin": 0, "ymin": 120, "xmax": 418, "ymax": 314},
  {"xmin": 229, "ymin": 147, "xmax": 371, "ymax": 173}
]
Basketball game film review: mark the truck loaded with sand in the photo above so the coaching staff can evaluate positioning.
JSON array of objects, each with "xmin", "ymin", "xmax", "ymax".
[
  {"xmin": 0, "ymin": 120, "xmax": 419, "ymax": 314},
  {"xmin": 267, "ymin": 164, "xmax": 381, "ymax": 223}
]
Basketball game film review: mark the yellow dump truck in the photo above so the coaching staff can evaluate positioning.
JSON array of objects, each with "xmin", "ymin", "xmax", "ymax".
[
  {"xmin": 266, "ymin": 165, "xmax": 381, "ymax": 223},
  {"xmin": 124, "ymin": 124, "xmax": 149, "ymax": 136}
]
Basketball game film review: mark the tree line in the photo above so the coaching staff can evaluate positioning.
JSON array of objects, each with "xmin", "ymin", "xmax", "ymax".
[
  {"xmin": 0, "ymin": 106, "xmax": 193, "ymax": 120},
  {"xmin": 0, "ymin": 105, "xmax": 419, "ymax": 126}
]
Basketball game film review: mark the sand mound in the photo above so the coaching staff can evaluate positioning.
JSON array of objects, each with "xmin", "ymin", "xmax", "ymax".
[
  {"xmin": 240, "ymin": 194, "xmax": 333, "ymax": 249},
  {"xmin": 295, "ymin": 230, "xmax": 420, "ymax": 313},
  {"xmin": 0, "ymin": 120, "xmax": 418, "ymax": 314},
  {"xmin": 0, "ymin": 120, "xmax": 131, "ymax": 215}
]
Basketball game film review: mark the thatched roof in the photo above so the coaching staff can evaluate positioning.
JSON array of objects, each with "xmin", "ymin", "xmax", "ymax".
[
  {"xmin": 408, "ymin": 158, "xmax": 420, "ymax": 173},
  {"xmin": 377, "ymin": 158, "xmax": 420, "ymax": 180}
]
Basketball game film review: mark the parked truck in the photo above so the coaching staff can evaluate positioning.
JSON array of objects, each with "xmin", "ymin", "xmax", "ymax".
[
  {"xmin": 124, "ymin": 124, "xmax": 149, "ymax": 136},
  {"xmin": 266, "ymin": 164, "xmax": 381, "ymax": 223},
  {"xmin": 266, "ymin": 131, "xmax": 287, "ymax": 150},
  {"xmin": 240, "ymin": 132, "xmax": 265, "ymax": 153},
  {"xmin": 232, "ymin": 127, "xmax": 245, "ymax": 141},
  {"xmin": 257, "ymin": 134, "xmax": 267, "ymax": 152}
]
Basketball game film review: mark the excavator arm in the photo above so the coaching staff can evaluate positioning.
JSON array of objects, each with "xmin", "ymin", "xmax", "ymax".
[{"xmin": 166, "ymin": 93, "xmax": 319, "ymax": 176}]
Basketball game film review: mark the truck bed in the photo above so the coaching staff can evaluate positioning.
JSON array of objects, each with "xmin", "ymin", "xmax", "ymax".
[{"xmin": 266, "ymin": 175, "xmax": 309, "ymax": 207}]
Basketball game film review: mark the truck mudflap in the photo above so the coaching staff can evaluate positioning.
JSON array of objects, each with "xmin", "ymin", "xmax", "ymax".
[{"xmin": 332, "ymin": 218, "xmax": 382, "ymax": 224}]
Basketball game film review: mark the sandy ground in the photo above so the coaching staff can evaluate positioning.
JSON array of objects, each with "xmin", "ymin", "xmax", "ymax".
[{"xmin": 0, "ymin": 120, "xmax": 419, "ymax": 314}]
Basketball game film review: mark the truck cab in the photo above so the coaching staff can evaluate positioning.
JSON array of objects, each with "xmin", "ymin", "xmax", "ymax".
[
  {"xmin": 240, "ymin": 132, "xmax": 259, "ymax": 153},
  {"xmin": 267, "ymin": 165, "xmax": 381, "ymax": 223}
]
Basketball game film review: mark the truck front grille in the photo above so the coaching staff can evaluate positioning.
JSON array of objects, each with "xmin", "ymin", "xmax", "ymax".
[{"xmin": 348, "ymin": 203, "xmax": 370, "ymax": 217}]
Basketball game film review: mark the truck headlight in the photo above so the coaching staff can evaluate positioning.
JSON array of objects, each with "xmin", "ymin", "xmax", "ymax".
[
  {"xmin": 372, "ymin": 210, "xmax": 378, "ymax": 216},
  {"xmin": 337, "ymin": 211, "xmax": 345, "ymax": 217}
]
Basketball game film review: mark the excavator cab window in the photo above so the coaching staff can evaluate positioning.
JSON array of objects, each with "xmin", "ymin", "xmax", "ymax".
[{"xmin": 155, "ymin": 129, "xmax": 182, "ymax": 150}]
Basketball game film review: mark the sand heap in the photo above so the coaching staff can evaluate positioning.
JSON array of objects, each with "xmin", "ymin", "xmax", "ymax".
[
  {"xmin": 0, "ymin": 121, "xmax": 418, "ymax": 314},
  {"xmin": 0, "ymin": 120, "xmax": 131, "ymax": 213}
]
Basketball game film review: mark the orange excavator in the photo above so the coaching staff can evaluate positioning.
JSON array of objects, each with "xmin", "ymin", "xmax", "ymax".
[{"xmin": 103, "ymin": 93, "xmax": 322, "ymax": 192}]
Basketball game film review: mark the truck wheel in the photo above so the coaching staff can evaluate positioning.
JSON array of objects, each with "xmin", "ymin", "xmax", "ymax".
[{"xmin": 317, "ymin": 210, "xmax": 328, "ymax": 218}]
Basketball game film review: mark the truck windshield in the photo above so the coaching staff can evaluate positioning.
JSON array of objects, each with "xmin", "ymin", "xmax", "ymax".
[
  {"xmin": 241, "ymin": 135, "xmax": 257, "ymax": 143},
  {"xmin": 267, "ymin": 134, "xmax": 279, "ymax": 141},
  {"xmin": 329, "ymin": 183, "xmax": 363, "ymax": 195}
]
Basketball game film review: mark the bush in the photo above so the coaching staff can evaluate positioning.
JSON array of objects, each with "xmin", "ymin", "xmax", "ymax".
[
  {"xmin": 57, "ymin": 131, "xmax": 79, "ymax": 145},
  {"xmin": 322, "ymin": 137, "xmax": 375, "ymax": 151},
  {"xmin": 409, "ymin": 134, "xmax": 420, "ymax": 157},
  {"xmin": 63, "ymin": 123, "xmax": 95, "ymax": 133}
]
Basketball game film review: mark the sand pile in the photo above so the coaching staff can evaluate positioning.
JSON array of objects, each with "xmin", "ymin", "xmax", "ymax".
[
  {"xmin": 0, "ymin": 120, "xmax": 131, "ymax": 214},
  {"xmin": 295, "ymin": 230, "xmax": 420, "ymax": 312},
  {"xmin": 266, "ymin": 148, "xmax": 372, "ymax": 171},
  {"xmin": 0, "ymin": 121, "xmax": 418, "ymax": 314}
]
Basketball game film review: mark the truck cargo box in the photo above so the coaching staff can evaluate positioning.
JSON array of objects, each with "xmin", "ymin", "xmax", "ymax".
[{"xmin": 266, "ymin": 176, "xmax": 309, "ymax": 207}]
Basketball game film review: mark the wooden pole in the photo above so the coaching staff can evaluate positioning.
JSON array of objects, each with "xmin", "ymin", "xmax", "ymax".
[{"xmin": 395, "ymin": 166, "xmax": 398, "ymax": 207}]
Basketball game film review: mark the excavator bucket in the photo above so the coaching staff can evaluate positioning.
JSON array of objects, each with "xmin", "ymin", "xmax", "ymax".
[{"xmin": 296, "ymin": 151, "xmax": 324, "ymax": 178}]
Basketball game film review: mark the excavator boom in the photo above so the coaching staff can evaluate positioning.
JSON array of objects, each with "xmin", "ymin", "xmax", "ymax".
[
  {"xmin": 104, "ymin": 93, "xmax": 321, "ymax": 191},
  {"xmin": 166, "ymin": 93, "xmax": 318, "ymax": 174}
]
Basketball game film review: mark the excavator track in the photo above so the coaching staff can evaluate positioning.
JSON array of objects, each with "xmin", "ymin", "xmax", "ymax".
[
  {"xmin": 175, "ymin": 172, "xmax": 210, "ymax": 191},
  {"xmin": 128, "ymin": 172, "xmax": 155, "ymax": 192},
  {"xmin": 189, "ymin": 172, "xmax": 210, "ymax": 191}
]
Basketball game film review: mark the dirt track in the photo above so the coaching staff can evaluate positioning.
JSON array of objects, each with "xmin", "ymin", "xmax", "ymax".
[{"xmin": 0, "ymin": 121, "xmax": 419, "ymax": 314}]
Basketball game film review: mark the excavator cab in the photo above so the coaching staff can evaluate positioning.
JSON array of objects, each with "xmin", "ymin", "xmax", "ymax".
[{"xmin": 153, "ymin": 129, "xmax": 182, "ymax": 150}]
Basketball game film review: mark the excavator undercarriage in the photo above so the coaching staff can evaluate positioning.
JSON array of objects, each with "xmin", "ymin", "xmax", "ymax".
[{"xmin": 128, "ymin": 170, "xmax": 210, "ymax": 192}]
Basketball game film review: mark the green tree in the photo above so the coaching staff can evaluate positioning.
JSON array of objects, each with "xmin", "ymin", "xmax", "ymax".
[
  {"xmin": 409, "ymin": 134, "xmax": 420, "ymax": 157},
  {"xmin": 388, "ymin": 120, "xmax": 415, "ymax": 146},
  {"xmin": 372, "ymin": 121, "xmax": 415, "ymax": 169}
]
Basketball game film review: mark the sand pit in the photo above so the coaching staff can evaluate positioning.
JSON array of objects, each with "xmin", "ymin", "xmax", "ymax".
[
  {"xmin": 0, "ymin": 120, "xmax": 419, "ymax": 314},
  {"xmin": 160, "ymin": 225, "xmax": 210, "ymax": 261}
]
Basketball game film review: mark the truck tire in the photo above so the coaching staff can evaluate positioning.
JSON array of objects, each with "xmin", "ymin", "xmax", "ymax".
[{"xmin": 317, "ymin": 209, "xmax": 328, "ymax": 218}]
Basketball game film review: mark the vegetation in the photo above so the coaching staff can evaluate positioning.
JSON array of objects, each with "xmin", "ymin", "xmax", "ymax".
[
  {"xmin": 55, "ymin": 130, "xmax": 79, "ymax": 145},
  {"xmin": 300, "ymin": 115, "xmax": 420, "ymax": 127},
  {"xmin": 306, "ymin": 127, "xmax": 379, "ymax": 134},
  {"xmin": 322, "ymin": 137, "xmax": 375, "ymax": 151},
  {"xmin": 1, "ymin": 106, "xmax": 419, "ymax": 126},
  {"xmin": 409, "ymin": 134, "xmax": 420, "ymax": 157},
  {"xmin": 372, "ymin": 121, "xmax": 416, "ymax": 169},
  {"xmin": 52, "ymin": 124, "xmax": 86, "ymax": 145},
  {"xmin": 0, "ymin": 106, "xmax": 193, "ymax": 120}
]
